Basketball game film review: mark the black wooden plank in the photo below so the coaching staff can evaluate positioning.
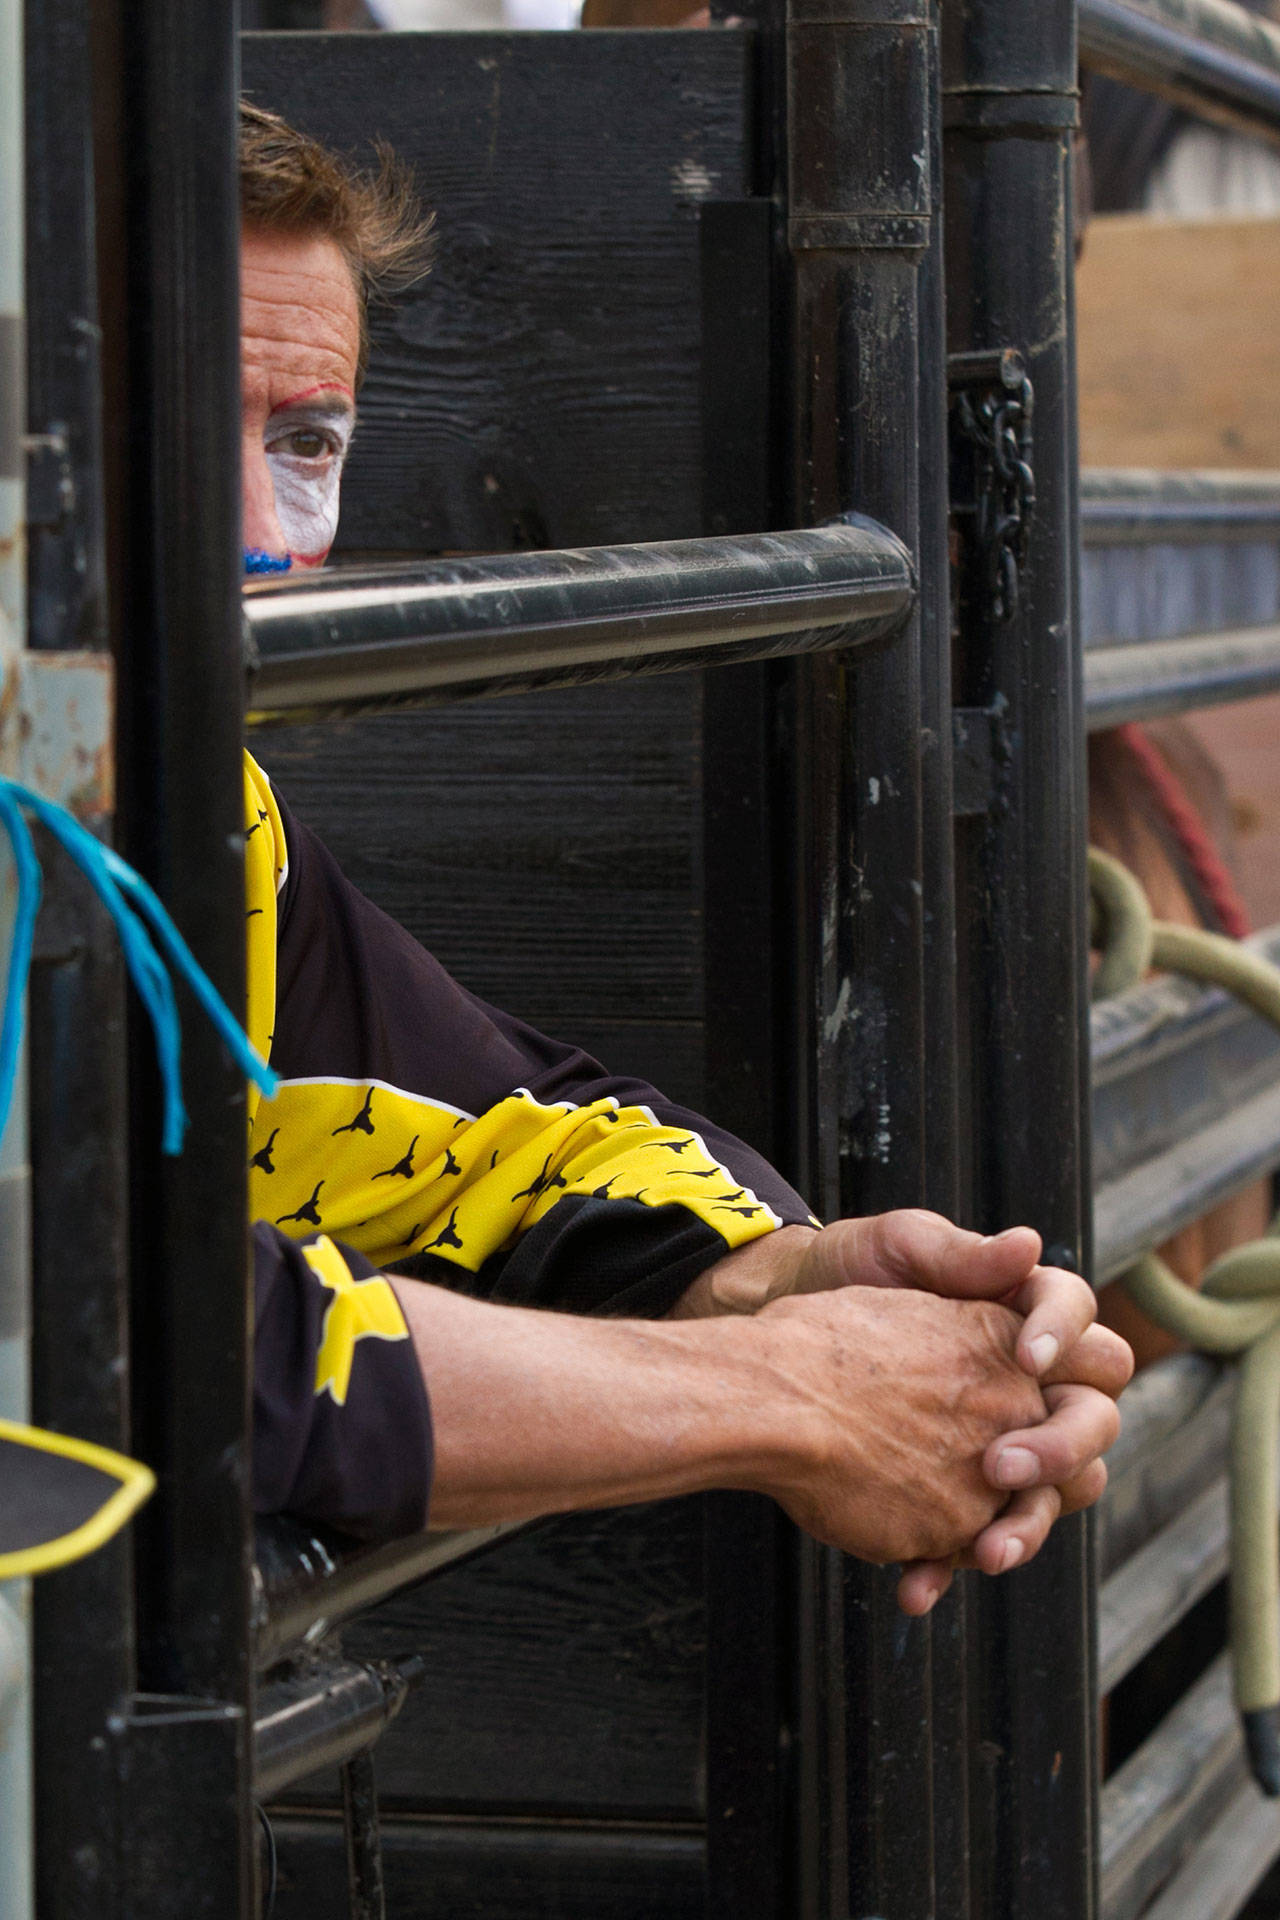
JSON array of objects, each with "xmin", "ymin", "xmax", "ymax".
[
  {"xmin": 252, "ymin": 673, "xmax": 710, "ymax": 1108},
  {"xmin": 280, "ymin": 1500, "xmax": 706, "ymax": 1818},
  {"xmin": 268, "ymin": 1815, "xmax": 704, "ymax": 1920},
  {"xmin": 241, "ymin": 30, "xmax": 752, "ymax": 555}
]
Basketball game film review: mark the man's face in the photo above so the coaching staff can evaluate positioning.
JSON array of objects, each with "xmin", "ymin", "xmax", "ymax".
[{"xmin": 241, "ymin": 225, "xmax": 360, "ymax": 571}]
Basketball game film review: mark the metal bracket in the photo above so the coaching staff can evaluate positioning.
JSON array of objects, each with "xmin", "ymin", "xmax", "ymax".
[
  {"xmin": 948, "ymin": 348, "xmax": 1035, "ymax": 624},
  {"xmin": 110, "ymin": 1693, "xmax": 253, "ymax": 1918},
  {"xmin": 952, "ymin": 700, "xmax": 1011, "ymax": 817},
  {"xmin": 23, "ymin": 427, "xmax": 76, "ymax": 530}
]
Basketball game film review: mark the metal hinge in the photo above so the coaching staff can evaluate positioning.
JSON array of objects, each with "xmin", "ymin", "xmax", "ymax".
[
  {"xmin": 948, "ymin": 348, "xmax": 1035, "ymax": 624},
  {"xmin": 952, "ymin": 699, "xmax": 1011, "ymax": 817},
  {"xmin": 23, "ymin": 425, "xmax": 76, "ymax": 529}
]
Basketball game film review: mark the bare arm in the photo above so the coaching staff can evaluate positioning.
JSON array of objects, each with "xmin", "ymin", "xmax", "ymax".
[{"xmin": 389, "ymin": 1269, "xmax": 1086, "ymax": 1569}]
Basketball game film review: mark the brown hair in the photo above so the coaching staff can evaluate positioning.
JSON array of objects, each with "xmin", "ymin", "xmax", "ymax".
[{"xmin": 239, "ymin": 99, "xmax": 435, "ymax": 382}]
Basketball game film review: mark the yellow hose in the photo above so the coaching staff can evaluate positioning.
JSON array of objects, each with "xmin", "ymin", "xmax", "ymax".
[{"xmin": 1089, "ymin": 847, "xmax": 1280, "ymax": 1793}]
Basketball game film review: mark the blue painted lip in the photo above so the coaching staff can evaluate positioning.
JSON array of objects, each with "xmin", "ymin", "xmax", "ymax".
[{"xmin": 244, "ymin": 548, "xmax": 293, "ymax": 575}]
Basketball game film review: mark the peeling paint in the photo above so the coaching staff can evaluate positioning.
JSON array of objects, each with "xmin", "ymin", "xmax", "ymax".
[
  {"xmin": 671, "ymin": 159, "xmax": 718, "ymax": 203},
  {"xmin": 823, "ymin": 974, "xmax": 854, "ymax": 1044},
  {"xmin": 17, "ymin": 653, "xmax": 114, "ymax": 818}
]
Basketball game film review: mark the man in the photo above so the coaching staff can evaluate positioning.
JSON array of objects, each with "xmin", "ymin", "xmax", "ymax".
[{"xmin": 241, "ymin": 101, "xmax": 1131, "ymax": 1616}]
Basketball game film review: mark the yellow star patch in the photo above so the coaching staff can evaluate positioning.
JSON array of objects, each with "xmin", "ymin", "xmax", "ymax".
[{"xmin": 303, "ymin": 1236, "xmax": 409, "ymax": 1407}]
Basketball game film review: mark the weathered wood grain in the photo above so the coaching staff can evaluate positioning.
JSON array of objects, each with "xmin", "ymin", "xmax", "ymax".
[
  {"xmin": 242, "ymin": 30, "xmax": 751, "ymax": 554},
  {"xmin": 253, "ymin": 673, "xmax": 709, "ymax": 1107},
  {"xmin": 279, "ymin": 1501, "xmax": 706, "ymax": 1817},
  {"xmin": 268, "ymin": 1814, "xmax": 704, "ymax": 1920}
]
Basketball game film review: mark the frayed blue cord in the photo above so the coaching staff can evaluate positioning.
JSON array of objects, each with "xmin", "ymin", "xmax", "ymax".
[
  {"xmin": 0, "ymin": 780, "xmax": 277, "ymax": 1155},
  {"xmin": 0, "ymin": 788, "xmax": 43, "ymax": 1145}
]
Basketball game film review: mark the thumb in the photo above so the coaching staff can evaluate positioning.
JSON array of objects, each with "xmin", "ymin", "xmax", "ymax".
[{"xmin": 795, "ymin": 1211, "xmax": 1042, "ymax": 1299}]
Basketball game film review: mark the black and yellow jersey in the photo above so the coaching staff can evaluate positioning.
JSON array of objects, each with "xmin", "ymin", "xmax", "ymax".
[{"xmin": 245, "ymin": 751, "xmax": 815, "ymax": 1537}]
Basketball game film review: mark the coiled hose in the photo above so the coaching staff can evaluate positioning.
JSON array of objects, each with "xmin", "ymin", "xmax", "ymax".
[{"xmin": 1090, "ymin": 846, "xmax": 1280, "ymax": 1794}]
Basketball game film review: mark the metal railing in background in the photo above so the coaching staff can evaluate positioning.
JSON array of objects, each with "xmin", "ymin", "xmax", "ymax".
[
  {"xmin": 1075, "ymin": 11, "xmax": 1280, "ymax": 1908},
  {"xmin": 1079, "ymin": 0, "xmax": 1280, "ymax": 149},
  {"xmin": 1082, "ymin": 471, "xmax": 1280, "ymax": 721},
  {"xmin": 1092, "ymin": 924, "xmax": 1280, "ymax": 1278}
]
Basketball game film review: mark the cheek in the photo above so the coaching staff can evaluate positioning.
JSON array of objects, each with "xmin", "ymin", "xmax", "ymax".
[{"xmin": 266, "ymin": 456, "xmax": 344, "ymax": 565}]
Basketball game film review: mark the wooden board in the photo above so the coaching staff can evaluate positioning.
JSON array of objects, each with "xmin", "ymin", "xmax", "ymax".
[
  {"xmin": 1076, "ymin": 212, "xmax": 1280, "ymax": 469},
  {"xmin": 268, "ymin": 1816, "xmax": 704, "ymax": 1920},
  {"xmin": 242, "ymin": 31, "xmax": 767, "ymax": 1860},
  {"xmin": 242, "ymin": 30, "xmax": 752, "ymax": 554},
  {"xmin": 253, "ymin": 673, "xmax": 708, "ymax": 1112},
  {"xmin": 278, "ymin": 1500, "xmax": 706, "ymax": 1817}
]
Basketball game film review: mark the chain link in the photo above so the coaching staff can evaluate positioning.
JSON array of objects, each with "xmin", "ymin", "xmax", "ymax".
[{"xmin": 954, "ymin": 373, "xmax": 1035, "ymax": 623}]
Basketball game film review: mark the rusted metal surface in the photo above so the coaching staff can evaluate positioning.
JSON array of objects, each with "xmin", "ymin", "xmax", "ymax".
[{"xmin": 16, "ymin": 653, "xmax": 113, "ymax": 819}]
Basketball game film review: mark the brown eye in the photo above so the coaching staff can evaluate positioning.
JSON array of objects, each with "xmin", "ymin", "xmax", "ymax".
[{"xmin": 281, "ymin": 429, "xmax": 330, "ymax": 460}]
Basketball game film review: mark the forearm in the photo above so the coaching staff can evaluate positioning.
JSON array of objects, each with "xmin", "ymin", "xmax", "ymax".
[{"xmin": 390, "ymin": 1274, "xmax": 807, "ymax": 1527}]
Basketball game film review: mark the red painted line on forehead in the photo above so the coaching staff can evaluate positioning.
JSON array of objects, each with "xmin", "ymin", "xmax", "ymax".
[{"xmin": 274, "ymin": 381, "xmax": 355, "ymax": 410}]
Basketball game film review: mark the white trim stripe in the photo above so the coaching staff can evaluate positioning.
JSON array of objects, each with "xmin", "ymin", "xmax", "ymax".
[{"xmin": 265, "ymin": 1074, "xmax": 476, "ymax": 1124}]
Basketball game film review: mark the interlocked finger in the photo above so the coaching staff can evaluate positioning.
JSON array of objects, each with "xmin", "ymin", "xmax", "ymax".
[{"xmin": 985, "ymin": 1381, "xmax": 1120, "ymax": 1494}]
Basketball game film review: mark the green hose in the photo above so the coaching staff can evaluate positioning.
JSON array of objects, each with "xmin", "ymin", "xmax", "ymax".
[{"xmin": 1089, "ymin": 847, "xmax": 1280, "ymax": 1794}]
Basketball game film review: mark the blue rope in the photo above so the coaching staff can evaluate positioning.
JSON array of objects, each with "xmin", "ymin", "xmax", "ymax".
[
  {"xmin": 0, "ymin": 789, "xmax": 43, "ymax": 1143},
  {"xmin": 0, "ymin": 780, "xmax": 277, "ymax": 1155}
]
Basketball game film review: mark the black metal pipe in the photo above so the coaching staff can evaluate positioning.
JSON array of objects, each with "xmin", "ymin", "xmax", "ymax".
[
  {"xmin": 91, "ymin": 0, "xmax": 253, "ymax": 1908},
  {"xmin": 1084, "ymin": 625, "xmax": 1280, "ymax": 725},
  {"xmin": 253, "ymin": 1656, "xmax": 421, "ymax": 1800},
  {"xmin": 252, "ymin": 1516, "xmax": 525, "ymax": 1673},
  {"xmin": 242, "ymin": 523, "xmax": 915, "ymax": 720},
  {"xmin": 1081, "ymin": 469, "xmax": 1280, "ymax": 547},
  {"xmin": 1079, "ymin": 0, "xmax": 1280, "ymax": 151},
  {"xmin": 944, "ymin": 4, "xmax": 1095, "ymax": 1916}
]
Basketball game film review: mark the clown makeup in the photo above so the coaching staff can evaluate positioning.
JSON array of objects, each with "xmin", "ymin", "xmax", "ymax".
[{"xmin": 262, "ymin": 386, "xmax": 356, "ymax": 567}]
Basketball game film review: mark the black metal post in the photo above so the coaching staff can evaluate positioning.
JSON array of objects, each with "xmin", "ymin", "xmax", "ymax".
[
  {"xmin": 89, "ymin": 0, "xmax": 253, "ymax": 1912},
  {"xmin": 943, "ymin": 6, "xmax": 1094, "ymax": 1918},
  {"xmin": 24, "ymin": 3, "xmax": 137, "ymax": 1912},
  {"xmin": 783, "ymin": 4, "xmax": 960, "ymax": 1916}
]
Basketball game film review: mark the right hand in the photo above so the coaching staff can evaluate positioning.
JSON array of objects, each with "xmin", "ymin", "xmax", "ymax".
[{"xmin": 745, "ymin": 1284, "xmax": 1049, "ymax": 1567}]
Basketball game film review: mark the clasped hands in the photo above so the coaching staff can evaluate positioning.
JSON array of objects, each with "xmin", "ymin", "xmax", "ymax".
[{"xmin": 673, "ymin": 1209, "xmax": 1134, "ymax": 1615}]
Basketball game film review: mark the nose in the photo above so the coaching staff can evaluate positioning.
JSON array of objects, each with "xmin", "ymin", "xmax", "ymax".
[{"xmin": 242, "ymin": 428, "xmax": 288, "ymax": 563}]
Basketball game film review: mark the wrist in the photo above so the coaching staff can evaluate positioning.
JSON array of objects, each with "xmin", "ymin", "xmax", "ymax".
[
  {"xmin": 394, "ymin": 1276, "xmax": 823, "ymax": 1525},
  {"xmin": 668, "ymin": 1222, "xmax": 820, "ymax": 1319}
]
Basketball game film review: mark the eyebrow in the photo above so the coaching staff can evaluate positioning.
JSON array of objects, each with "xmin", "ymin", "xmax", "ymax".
[{"xmin": 272, "ymin": 382, "xmax": 356, "ymax": 418}]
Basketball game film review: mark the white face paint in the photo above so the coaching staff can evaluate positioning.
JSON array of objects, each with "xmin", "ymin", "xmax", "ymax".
[{"xmin": 263, "ymin": 393, "xmax": 355, "ymax": 566}]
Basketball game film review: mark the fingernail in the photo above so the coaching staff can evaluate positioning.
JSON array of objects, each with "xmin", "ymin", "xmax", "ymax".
[
  {"xmin": 994, "ymin": 1446, "xmax": 1038, "ymax": 1488},
  {"xmin": 1027, "ymin": 1333, "xmax": 1059, "ymax": 1374},
  {"xmin": 1001, "ymin": 1537, "xmax": 1025, "ymax": 1573}
]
